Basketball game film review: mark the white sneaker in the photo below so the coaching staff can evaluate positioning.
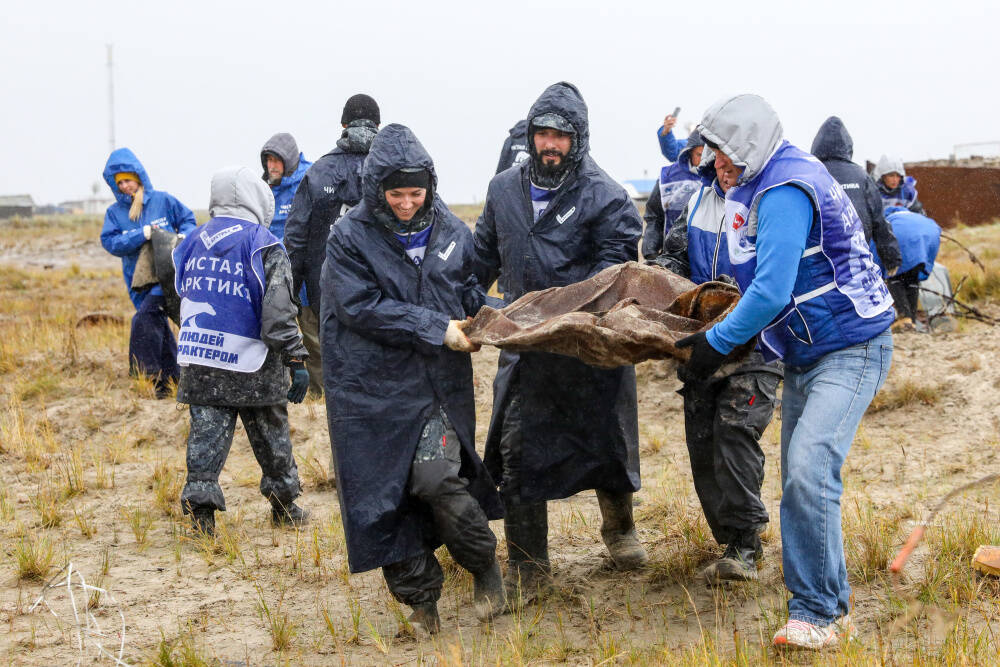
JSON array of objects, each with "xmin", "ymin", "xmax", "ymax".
[{"xmin": 772, "ymin": 616, "xmax": 853, "ymax": 650}]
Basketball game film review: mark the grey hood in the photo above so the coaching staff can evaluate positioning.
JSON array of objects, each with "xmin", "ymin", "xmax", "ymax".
[
  {"xmin": 872, "ymin": 155, "xmax": 906, "ymax": 181},
  {"xmin": 697, "ymin": 94, "xmax": 783, "ymax": 183},
  {"xmin": 260, "ymin": 132, "xmax": 300, "ymax": 179},
  {"xmin": 209, "ymin": 166, "xmax": 276, "ymax": 228}
]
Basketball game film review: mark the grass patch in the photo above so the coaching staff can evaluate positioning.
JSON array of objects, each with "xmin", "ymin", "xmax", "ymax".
[{"xmin": 869, "ymin": 379, "xmax": 946, "ymax": 412}]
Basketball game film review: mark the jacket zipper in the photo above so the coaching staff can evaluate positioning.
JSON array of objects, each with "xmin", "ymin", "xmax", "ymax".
[{"xmin": 711, "ymin": 212, "xmax": 724, "ymax": 279}]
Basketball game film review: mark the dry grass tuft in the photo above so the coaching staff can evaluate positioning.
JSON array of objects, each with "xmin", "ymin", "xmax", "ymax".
[{"xmin": 869, "ymin": 379, "xmax": 946, "ymax": 412}]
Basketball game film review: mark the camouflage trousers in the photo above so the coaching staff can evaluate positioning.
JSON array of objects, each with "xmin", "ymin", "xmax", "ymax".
[{"xmin": 181, "ymin": 404, "xmax": 302, "ymax": 514}]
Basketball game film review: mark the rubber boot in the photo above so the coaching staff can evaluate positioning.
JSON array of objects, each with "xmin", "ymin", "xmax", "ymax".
[
  {"xmin": 407, "ymin": 601, "xmax": 441, "ymax": 636},
  {"xmin": 703, "ymin": 529, "xmax": 762, "ymax": 586},
  {"xmin": 271, "ymin": 501, "xmax": 310, "ymax": 527},
  {"xmin": 472, "ymin": 558, "xmax": 507, "ymax": 622},
  {"xmin": 503, "ymin": 500, "xmax": 550, "ymax": 605},
  {"xmin": 595, "ymin": 490, "xmax": 649, "ymax": 570},
  {"xmin": 191, "ymin": 506, "xmax": 215, "ymax": 537}
]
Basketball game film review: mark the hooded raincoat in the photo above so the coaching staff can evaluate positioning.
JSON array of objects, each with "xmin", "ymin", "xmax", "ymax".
[
  {"xmin": 472, "ymin": 82, "xmax": 643, "ymax": 504},
  {"xmin": 495, "ymin": 119, "xmax": 530, "ymax": 174},
  {"xmin": 261, "ymin": 133, "xmax": 312, "ymax": 241},
  {"xmin": 100, "ymin": 148, "xmax": 197, "ymax": 307},
  {"xmin": 320, "ymin": 124, "xmax": 503, "ymax": 574},
  {"xmin": 873, "ymin": 156, "xmax": 924, "ymax": 214},
  {"xmin": 810, "ymin": 117, "xmax": 902, "ymax": 274}
]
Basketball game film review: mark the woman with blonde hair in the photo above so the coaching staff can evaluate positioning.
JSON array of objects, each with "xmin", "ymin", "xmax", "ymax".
[{"xmin": 100, "ymin": 148, "xmax": 197, "ymax": 397}]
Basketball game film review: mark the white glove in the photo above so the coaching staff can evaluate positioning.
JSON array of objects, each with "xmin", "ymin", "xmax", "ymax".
[
  {"xmin": 143, "ymin": 225, "xmax": 152, "ymax": 240},
  {"xmin": 444, "ymin": 319, "xmax": 478, "ymax": 352},
  {"xmin": 177, "ymin": 233, "xmax": 185, "ymax": 240}
]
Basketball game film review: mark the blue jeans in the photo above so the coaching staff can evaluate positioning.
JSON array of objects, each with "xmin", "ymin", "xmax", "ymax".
[{"xmin": 779, "ymin": 330, "xmax": 893, "ymax": 625}]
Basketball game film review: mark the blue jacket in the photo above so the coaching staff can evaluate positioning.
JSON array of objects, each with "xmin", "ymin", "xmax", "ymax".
[
  {"xmin": 641, "ymin": 138, "xmax": 706, "ymax": 259},
  {"xmin": 320, "ymin": 124, "xmax": 502, "ymax": 574},
  {"xmin": 656, "ymin": 126, "xmax": 684, "ymax": 162},
  {"xmin": 100, "ymin": 148, "xmax": 197, "ymax": 308},
  {"xmin": 473, "ymin": 82, "xmax": 642, "ymax": 504},
  {"xmin": 268, "ymin": 153, "xmax": 311, "ymax": 242},
  {"xmin": 886, "ymin": 209, "xmax": 940, "ymax": 280}
]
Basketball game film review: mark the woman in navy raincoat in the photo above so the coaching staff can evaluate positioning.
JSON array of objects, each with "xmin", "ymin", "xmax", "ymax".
[
  {"xmin": 320, "ymin": 124, "xmax": 504, "ymax": 634},
  {"xmin": 100, "ymin": 148, "xmax": 196, "ymax": 397}
]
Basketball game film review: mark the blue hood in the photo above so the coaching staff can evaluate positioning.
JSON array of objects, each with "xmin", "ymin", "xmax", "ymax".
[
  {"xmin": 361, "ymin": 124, "xmax": 438, "ymax": 214},
  {"xmin": 810, "ymin": 116, "xmax": 854, "ymax": 162},
  {"xmin": 103, "ymin": 148, "xmax": 153, "ymax": 205}
]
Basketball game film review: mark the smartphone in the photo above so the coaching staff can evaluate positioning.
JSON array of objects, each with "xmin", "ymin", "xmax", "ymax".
[{"xmin": 672, "ymin": 106, "xmax": 681, "ymax": 118}]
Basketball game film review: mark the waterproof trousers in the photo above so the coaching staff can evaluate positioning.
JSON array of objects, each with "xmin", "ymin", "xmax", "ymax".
[
  {"xmin": 129, "ymin": 292, "xmax": 179, "ymax": 395},
  {"xmin": 297, "ymin": 306, "xmax": 324, "ymax": 398},
  {"xmin": 887, "ymin": 265, "xmax": 923, "ymax": 322},
  {"xmin": 180, "ymin": 404, "xmax": 302, "ymax": 514},
  {"xmin": 779, "ymin": 330, "xmax": 892, "ymax": 625},
  {"xmin": 681, "ymin": 367, "xmax": 779, "ymax": 545},
  {"xmin": 383, "ymin": 411, "xmax": 498, "ymax": 606}
]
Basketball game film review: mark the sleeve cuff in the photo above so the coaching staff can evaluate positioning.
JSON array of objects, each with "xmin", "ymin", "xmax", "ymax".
[{"xmin": 705, "ymin": 327, "xmax": 735, "ymax": 355}]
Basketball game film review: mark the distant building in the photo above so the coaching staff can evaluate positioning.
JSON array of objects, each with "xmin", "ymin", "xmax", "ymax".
[
  {"xmin": 621, "ymin": 178, "xmax": 657, "ymax": 205},
  {"xmin": 0, "ymin": 194, "xmax": 34, "ymax": 219},
  {"xmin": 59, "ymin": 197, "xmax": 115, "ymax": 215}
]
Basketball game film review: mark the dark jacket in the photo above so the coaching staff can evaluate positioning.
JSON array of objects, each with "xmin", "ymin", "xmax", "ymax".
[
  {"xmin": 176, "ymin": 167, "xmax": 306, "ymax": 406},
  {"xmin": 811, "ymin": 117, "xmax": 902, "ymax": 273},
  {"xmin": 320, "ymin": 124, "xmax": 502, "ymax": 574},
  {"xmin": 284, "ymin": 126, "xmax": 373, "ymax": 313},
  {"xmin": 495, "ymin": 119, "xmax": 529, "ymax": 174},
  {"xmin": 472, "ymin": 82, "xmax": 643, "ymax": 504},
  {"xmin": 641, "ymin": 134, "xmax": 706, "ymax": 259}
]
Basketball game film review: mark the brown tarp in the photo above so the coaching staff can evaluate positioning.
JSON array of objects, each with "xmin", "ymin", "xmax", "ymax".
[{"xmin": 466, "ymin": 261, "xmax": 742, "ymax": 368}]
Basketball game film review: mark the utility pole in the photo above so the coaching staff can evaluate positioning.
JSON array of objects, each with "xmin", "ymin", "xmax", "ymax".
[{"xmin": 107, "ymin": 44, "xmax": 116, "ymax": 153}]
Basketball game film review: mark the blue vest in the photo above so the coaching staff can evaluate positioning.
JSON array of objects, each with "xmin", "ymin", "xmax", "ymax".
[
  {"xmin": 172, "ymin": 217, "xmax": 280, "ymax": 372},
  {"xmin": 685, "ymin": 181, "xmax": 733, "ymax": 285},
  {"xmin": 659, "ymin": 153, "xmax": 703, "ymax": 227},
  {"xmin": 879, "ymin": 176, "xmax": 919, "ymax": 212},
  {"xmin": 725, "ymin": 142, "xmax": 894, "ymax": 365}
]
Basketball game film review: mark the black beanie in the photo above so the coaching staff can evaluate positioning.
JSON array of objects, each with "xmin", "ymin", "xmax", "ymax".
[
  {"xmin": 383, "ymin": 168, "xmax": 431, "ymax": 191},
  {"xmin": 342, "ymin": 94, "xmax": 380, "ymax": 125}
]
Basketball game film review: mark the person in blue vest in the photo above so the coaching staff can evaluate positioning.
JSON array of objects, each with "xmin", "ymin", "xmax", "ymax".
[
  {"xmin": 259, "ymin": 132, "xmax": 321, "ymax": 396},
  {"xmin": 495, "ymin": 119, "xmax": 530, "ymax": 174},
  {"xmin": 320, "ymin": 124, "xmax": 506, "ymax": 635},
  {"xmin": 100, "ymin": 148, "xmax": 197, "ymax": 398},
  {"xmin": 873, "ymin": 155, "xmax": 924, "ymax": 214},
  {"xmin": 641, "ymin": 132, "xmax": 706, "ymax": 259},
  {"xmin": 884, "ymin": 206, "xmax": 941, "ymax": 332},
  {"xmin": 656, "ymin": 111, "xmax": 687, "ymax": 162},
  {"xmin": 472, "ymin": 82, "xmax": 646, "ymax": 601},
  {"xmin": 650, "ymin": 148, "xmax": 782, "ymax": 585},
  {"xmin": 810, "ymin": 117, "xmax": 902, "ymax": 277},
  {"xmin": 677, "ymin": 94, "xmax": 895, "ymax": 650},
  {"xmin": 173, "ymin": 166, "xmax": 311, "ymax": 537}
]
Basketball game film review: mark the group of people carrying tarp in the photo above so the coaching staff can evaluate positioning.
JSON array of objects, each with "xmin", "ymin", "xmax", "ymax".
[{"xmin": 99, "ymin": 83, "xmax": 924, "ymax": 651}]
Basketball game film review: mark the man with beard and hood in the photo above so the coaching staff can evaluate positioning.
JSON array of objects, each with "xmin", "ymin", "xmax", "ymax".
[
  {"xmin": 320, "ymin": 124, "xmax": 506, "ymax": 634},
  {"xmin": 172, "ymin": 166, "xmax": 311, "ymax": 537},
  {"xmin": 810, "ymin": 117, "xmax": 901, "ymax": 277},
  {"xmin": 285, "ymin": 94, "xmax": 380, "ymax": 404},
  {"xmin": 650, "ymin": 147, "xmax": 782, "ymax": 586},
  {"xmin": 101, "ymin": 148, "xmax": 197, "ymax": 398},
  {"xmin": 679, "ymin": 95, "xmax": 894, "ymax": 650},
  {"xmin": 641, "ymin": 131, "xmax": 707, "ymax": 259},
  {"xmin": 472, "ymin": 82, "xmax": 646, "ymax": 601},
  {"xmin": 495, "ymin": 119, "xmax": 530, "ymax": 174},
  {"xmin": 872, "ymin": 155, "xmax": 924, "ymax": 214}
]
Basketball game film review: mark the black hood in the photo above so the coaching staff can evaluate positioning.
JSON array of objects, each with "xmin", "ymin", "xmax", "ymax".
[
  {"xmin": 526, "ymin": 82, "xmax": 590, "ymax": 187},
  {"xmin": 811, "ymin": 116, "xmax": 853, "ymax": 162},
  {"xmin": 361, "ymin": 124, "xmax": 437, "ymax": 233}
]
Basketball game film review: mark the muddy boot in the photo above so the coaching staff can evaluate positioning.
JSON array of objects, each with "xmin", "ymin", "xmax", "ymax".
[
  {"xmin": 407, "ymin": 601, "xmax": 441, "ymax": 636},
  {"xmin": 503, "ymin": 500, "xmax": 550, "ymax": 605},
  {"xmin": 703, "ymin": 530, "xmax": 762, "ymax": 586},
  {"xmin": 271, "ymin": 501, "xmax": 310, "ymax": 528},
  {"xmin": 596, "ymin": 490, "xmax": 649, "ymax": 570},
  {"xmin": 191, "ymin": 507, "xmax": 216, "ymax": 537},
  {"xmin": 472, "ymin": 558, "xmax": 507, "ymax": 622}
]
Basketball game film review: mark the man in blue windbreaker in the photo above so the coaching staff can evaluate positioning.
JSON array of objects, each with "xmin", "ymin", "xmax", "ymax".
[
  {"xmin": 641, "ymin": 132, "xmax": 706, "ymax": 259},
  {"xmin": 651, "ymin": 148, "xmax": 782, "ymax": 586},
  {"xmin": 676, "ymin": 94, "xmax": 894, "ymax": 650},
  {"xmin": 101, "ymin": 148, "xmax": 197, "ymax": 398},
  {"xmin": 173, "ymin": 166, "xmax": 310, "ymax": 537},
  {"xmin": 473, "ymin": 82, "xmax": 646, "ymax": 601},
  {"xmin": 884, "ymin": 206, "xmax": 941, "ymax": 332},
  {"xmin": 259, "ymin": 132, "xmax": 319, "ymax": 395}
]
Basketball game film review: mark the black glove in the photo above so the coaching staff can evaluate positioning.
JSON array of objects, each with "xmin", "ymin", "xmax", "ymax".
[
  {"xmin": 675, "ymin": 331, "xmax": 727, "ymax": 382},
  {"xmin": 287, "ymin": 361, "xmax": 309, "ymax": 404}
]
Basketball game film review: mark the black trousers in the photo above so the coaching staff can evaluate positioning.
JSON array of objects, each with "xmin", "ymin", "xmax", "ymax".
[
  {"xmin": 887, "ymin": 265, "xmax": 924, "ymax": 321},
  {"xmin": 681, "ymin": 369, "xmax": 779, "ymax": 545},
  {"xmin": 383, "ymin": 411, "xmax": 497, "ymax": 606},
  {"xmin": 129, "ymin": 292, "xmax": 179, "ymax": 393},
  {"xmin": 181, "ymin": 404, "xmax": 301, "ymax": 513}
]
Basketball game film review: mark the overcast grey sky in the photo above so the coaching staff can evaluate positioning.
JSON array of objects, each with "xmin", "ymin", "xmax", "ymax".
[{"xmin": 0, "ymin": 0, "xmax": 994, "ymax": 209}]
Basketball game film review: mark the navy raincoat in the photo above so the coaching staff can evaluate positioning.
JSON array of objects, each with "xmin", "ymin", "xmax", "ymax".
[
  {"xmin": 100, "ymin": 148, "xmax": 197, "ymax": 307},
  {"xmin": 472, "ymin": 82, "xmax": 643, "ymax": 504},
  {"xmin": 495, "ymin": 119, "xmax": 529, "ymax": 174},
  {"xmin": 320, "ymin": 124, "xmax": 503, "ymax": 574}
]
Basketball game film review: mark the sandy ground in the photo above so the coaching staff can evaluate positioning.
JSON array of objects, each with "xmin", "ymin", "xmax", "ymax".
[{"xmin": 1, "ymin": 221, "xmax": 998, "ymax": 665}]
